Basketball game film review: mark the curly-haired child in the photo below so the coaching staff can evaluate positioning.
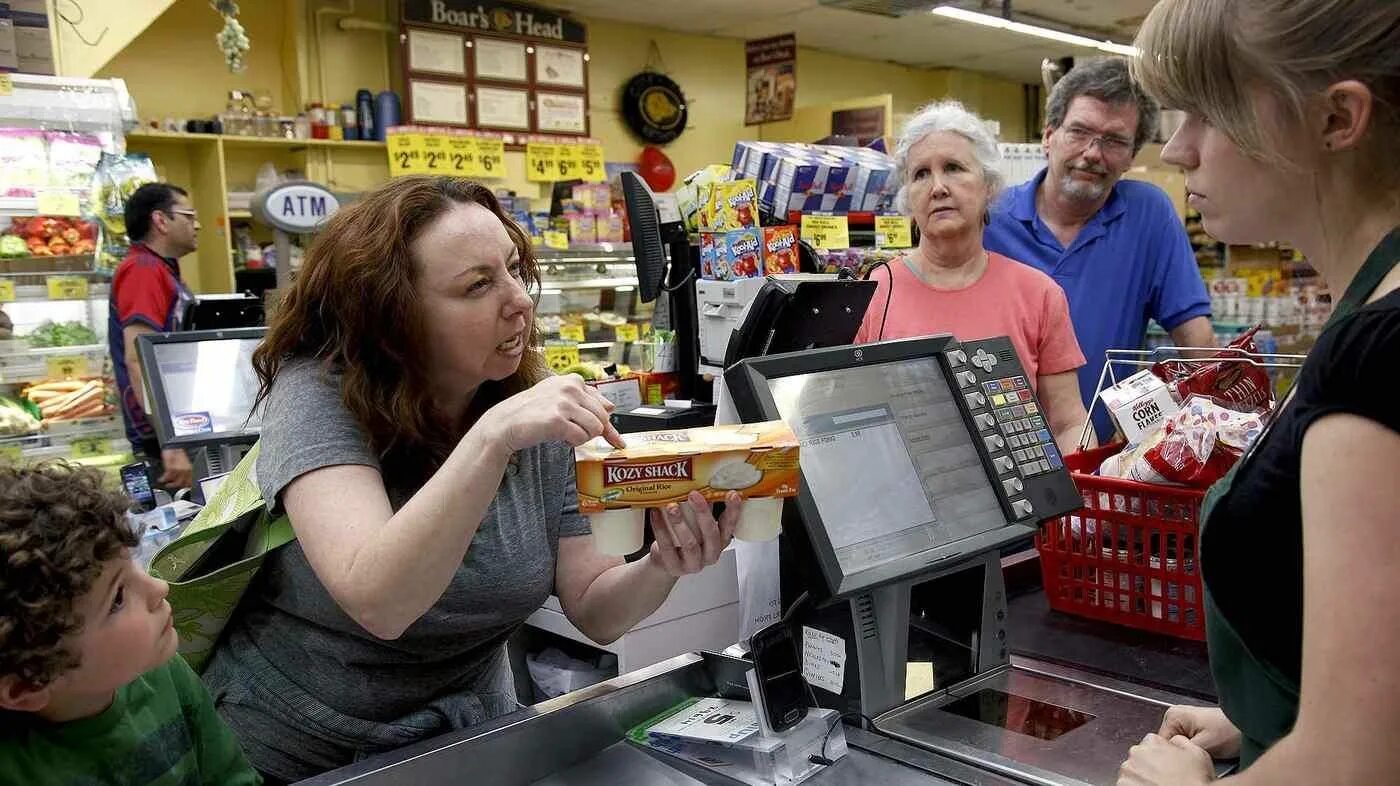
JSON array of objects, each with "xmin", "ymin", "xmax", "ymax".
[{"xmin": 0, "ymin": 461, "xmax": 259, "ymax": 785}]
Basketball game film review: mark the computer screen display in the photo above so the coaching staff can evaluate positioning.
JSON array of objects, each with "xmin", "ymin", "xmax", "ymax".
[
  {"xmin": 767, "ymin": 357, "xmax": 1006, "ymax": 577},
  {"xmin": 725, "ymin": 337, "xmax": 1033, "ymax": 597},
  {"xmin": 140, "ymin": 329, "xmax": 264, "ymax": 448}
]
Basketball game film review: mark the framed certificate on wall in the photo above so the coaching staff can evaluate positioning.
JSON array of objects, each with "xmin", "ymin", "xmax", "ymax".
[
  {"xmin": 535, "ymin": 91, "xmax": 587, "ymax": 134},
  {"xmin": 407, "ymin": 29, "xmax": 465, "ymax": 76},
  {"xmin": 475, "ymin": 86, "xmax": 531, "ymax": 130},
  {"xmin": 410, "ymin": 80, "xmax": 469, "ymax": 125},
  {"xmin": 473, "ymin": 36, "xmax": 528, "ymax": 82},
  {"xmin": 534, "ymin": 45, "xmax": 586, "ymax": 88}
]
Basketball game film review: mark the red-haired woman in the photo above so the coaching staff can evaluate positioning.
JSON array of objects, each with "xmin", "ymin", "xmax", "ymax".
[{"xmin": 201, "ymin": 176, "xmax": 742, "ymax": 782}]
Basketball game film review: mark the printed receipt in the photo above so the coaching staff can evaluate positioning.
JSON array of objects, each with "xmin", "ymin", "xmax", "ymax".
[{"xmin": 802, "ymin": 626, "xmax": 847, "ymax": 695}]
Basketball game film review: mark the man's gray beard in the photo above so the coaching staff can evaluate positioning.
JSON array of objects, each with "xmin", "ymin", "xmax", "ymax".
[{"xmin": 1059, "ymin": 172, "xmax": 1108, "ymax": 202}]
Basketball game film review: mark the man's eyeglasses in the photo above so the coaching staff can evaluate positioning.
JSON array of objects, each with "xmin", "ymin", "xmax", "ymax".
[
  {"xmin": 1060, "ymin": 126, "xmax": 1134, "ymax": 157},
  {"xmin": 166, "ymin": 209, "xmax": 199, "ymax": 222}
]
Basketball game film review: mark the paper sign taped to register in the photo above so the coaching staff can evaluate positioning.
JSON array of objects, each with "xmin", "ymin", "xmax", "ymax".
[{"xmin": 802, "ymin": 626, "xmax": 846, "ymax": 695}]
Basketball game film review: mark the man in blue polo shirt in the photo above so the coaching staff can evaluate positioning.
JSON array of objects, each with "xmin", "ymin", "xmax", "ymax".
[{"xmin": 986, "ymin": 57, "xmax": 1213, "ymax": 441}]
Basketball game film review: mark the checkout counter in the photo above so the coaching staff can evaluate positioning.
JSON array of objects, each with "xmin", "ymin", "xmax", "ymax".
[{"xmin": 300, "ymin": 335, "xmax": 1222, "ymax": 786}]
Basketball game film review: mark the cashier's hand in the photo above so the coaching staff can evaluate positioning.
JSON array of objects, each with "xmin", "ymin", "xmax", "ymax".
[
  {"xmin": 1118, "ymin": 733, "xmax": 1214, "ymax": 786},
  {"xmin": 478, "ymin": 374, "xmax": 626, "ymax": 456},
  {"xmin": 160, "ymin": 448, "xmax": 193, "ymax": 489},
  {"xmin": 647, "ymin": 490, "xmax": 742, "ymax": 577},
  {"xmin": 1157, "ymin": 706, "xmax": 1241, "ymax": 759}
]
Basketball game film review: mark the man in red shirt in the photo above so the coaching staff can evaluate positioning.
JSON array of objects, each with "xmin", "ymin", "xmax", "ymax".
[{"xmin": 108, "ymin": 183, "xmax": 198, "ymax": 489}]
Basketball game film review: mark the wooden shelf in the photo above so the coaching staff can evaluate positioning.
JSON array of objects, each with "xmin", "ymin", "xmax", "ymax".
[{"xmin": 127, "ymin": 130, "xmax": 385, "ymax": 151}]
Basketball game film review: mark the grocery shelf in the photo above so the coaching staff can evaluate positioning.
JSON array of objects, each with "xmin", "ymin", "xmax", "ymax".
[
  {"xmin": 539, "ymin": 277, "xmax": 639, "ymax": 291},
  {"xmin": 127, "ymin": 130, "xmax": 385, "ymax": 151},
  {"xmin": 0, "ymin": 344, "xmax": 110, "ymax": 385},
  {"xmin": 0, "ymin": 255, "xmax": 98, "ymax": 275},
  {"xmin": 228, "ymin": 209, "xmax": 253, "ymax": 220},
  {"xmin": 3, "ymin": 281, "xmax": 111, "ymax": 303}
]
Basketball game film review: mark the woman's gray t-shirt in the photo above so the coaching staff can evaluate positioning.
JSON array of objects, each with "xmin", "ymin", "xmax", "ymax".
[{"xmin": 210, "ymin": 359, "xmax": 590, "ymax": 723}]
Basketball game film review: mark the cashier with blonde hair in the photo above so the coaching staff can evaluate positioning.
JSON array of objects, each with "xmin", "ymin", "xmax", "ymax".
[
  {"xmin": 855, "ymin": 100, "xmax": 1090, "ymax": 452},
  {"xmin": 1118, "ymin": 1, "xmax": 1400, "ymax": 783}
]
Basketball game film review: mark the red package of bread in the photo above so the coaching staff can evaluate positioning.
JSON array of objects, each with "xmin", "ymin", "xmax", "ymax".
[{"xmin": 1151, "ymin": 326, "xmax": 1273, "ymax": 411}]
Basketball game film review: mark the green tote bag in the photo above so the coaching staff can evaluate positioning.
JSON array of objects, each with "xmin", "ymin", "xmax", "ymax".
[{"xmin": 148, "ymin": 442, "xmax": 295, "ymax": 673}]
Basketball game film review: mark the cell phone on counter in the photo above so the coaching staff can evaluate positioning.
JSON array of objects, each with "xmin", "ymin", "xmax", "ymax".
[
  {"xmin": 120, "ymin": 461, "xmax": 157, "ymax": 513},
  {"xmin": 749, "ymin": 621, "xmax": 810, "ymax": 733}
]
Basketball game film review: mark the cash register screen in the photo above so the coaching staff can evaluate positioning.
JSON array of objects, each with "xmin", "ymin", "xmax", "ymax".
[
  {"xmin": 767, "ymin": 356, "xmax": 1006, "ymax": 577},
  {"xmin": 143, "ymin": 331, "xmax": 264, "ymax": 448}
]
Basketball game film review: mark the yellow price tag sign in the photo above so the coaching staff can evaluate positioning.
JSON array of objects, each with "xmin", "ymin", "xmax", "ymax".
[
  {"xmin": 559, "ymin": 324, "xmax": 586, "ymax": 342},
  {"xmin": 614, "ymin": 323, "xmax": 640, "ymax": 343},
  {"xmin": 46, "ymin": 355, "xmax": 90, "ymax": 380},
  {"xmin": 544, "ymin": 341, "xmax": 581, "ymax": 373},
  {"xmin": 71, "ymin": 437, "xmax": 112, "ymax": 458},
  {"xmin": 386, "ymin": 132, "xmax": 421, "ymax": 177},
  {"xmin": 526, "ymin": 143, "xmax": 559, "ymax": 183},
  {"xmin": 46, "ymin": 275, "xmax": 89, "ymax": 300},
  {"xmin": 0, "ymin": 444, "xmax": 21, "ymax": 464},
  {"xmin": 0, "ymin": 280, "xmax": 14, "ymax": 303},
  {"xmin": 555, "ymin": 145, "xmax": 582, "ymax": 181},
  {"xmin": 444, "ymin": 136, "xmax": 479, "ymax": 176},
  {"xmin": 0, "ymin": 74, "xmax": 11, "ymax": 96},
  {"xmin": 476, "ymin": 137, "xmax": 505, "ymax": 178},
  {"xmin": 543, "ymin": 230, "xmax": 569, "ymax": 250},
  {"xmin": 36, "ymin": 190, "xmax": 81, "ymax": 217},
  {"xmin": 419, "ymin": 134, "xmax": 449, "ymax": 173},
  {"xmin": 799, "ymin": 213, "xmax": 851, "ymax": 250},
  {"xmin": 578, "ymin": 143, "xmax": 606, "ymax": 183},
  {"xmin": 874, "ymin": 214, "xmax": 913, "ymax": 249}
]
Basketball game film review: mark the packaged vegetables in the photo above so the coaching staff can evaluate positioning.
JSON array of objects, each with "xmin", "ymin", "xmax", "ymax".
[
  {"xmin": 26, "ymin": 320, "xmax": 99, "ymax": 348},
  {"xmin": 22, "ymin": 379, "xmax": 114, "ymax": 422}
]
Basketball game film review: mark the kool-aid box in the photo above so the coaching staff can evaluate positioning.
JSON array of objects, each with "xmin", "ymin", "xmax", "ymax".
[
  {"xmin": 762, "ymin": 226, "xmax": 800, "ymax": 274},
  {"xmin": 699, "ymin": 233, "xmax": 716, "ymax": 279},
  {"xmin": 705, "ymin": 179, "xmax": 759, "ymax": 231},
  {"xmin": 721, "ymin": 227, "xmax": 764, "ymax": 279}
]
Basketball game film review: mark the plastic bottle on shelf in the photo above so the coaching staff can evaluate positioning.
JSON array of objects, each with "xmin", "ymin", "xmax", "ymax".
[
  {"xmin": 356, "ymin": 89, "xmax": 375, "ymax": 141},
  {"xmin": 326, "ymin": 104, "xmax": 344, "ymax": 141},
  {"xmin": 340, "ymin": 104, "xmax": 358, "ymax": 140},
  {"xmin": 293, "ymin": 112, "xmax": 310, "ymax": 139},
  {"xmin": 309, "ymin": 102, "xmax": 328, "ymax": 139},
  {"xmin": 374, "ymin": 90, "xmax": 401, "ymax": 141}
]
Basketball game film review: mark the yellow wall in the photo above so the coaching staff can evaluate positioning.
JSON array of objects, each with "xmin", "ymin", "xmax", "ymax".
[
  {"xmin": 103, "ymin": 1, "xmax": 1030, "ymax": 186},
  {"xmin": 49, "ymin": 0, "xmax": 175, "ymax": 78},
  {"xmin": 99, "ymin": 0, "xmax": 295, "ymax": 120}
]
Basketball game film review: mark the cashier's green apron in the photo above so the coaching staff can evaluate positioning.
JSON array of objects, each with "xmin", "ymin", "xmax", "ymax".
[{"xmin": 1199, "ymin": 227, "xmax": 1400, "ymax": 767}]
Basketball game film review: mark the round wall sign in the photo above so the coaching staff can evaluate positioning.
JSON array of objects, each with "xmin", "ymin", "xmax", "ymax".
[
  {"xmin": 621, "ymin": 72, "xmax": 688, "ymax": 145},
  {"xmin": 251, "ymin": 181, "xmax": 340, "ymax": 234}
]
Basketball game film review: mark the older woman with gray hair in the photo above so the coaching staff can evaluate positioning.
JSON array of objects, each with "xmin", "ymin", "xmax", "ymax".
[{"xmin": 854, "ymin": 100, "xmax": 1089, "ymax": 451}]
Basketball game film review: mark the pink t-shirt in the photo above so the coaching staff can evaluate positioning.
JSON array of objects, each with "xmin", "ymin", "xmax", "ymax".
[{"xmin": 854, "ymin": 251, "xmax": 1085, "ymax": 390}]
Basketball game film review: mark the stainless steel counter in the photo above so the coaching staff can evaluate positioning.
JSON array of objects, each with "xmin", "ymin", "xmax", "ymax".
[{"xmin": 296, "ymin": 652, "xmax": 1023, "ymax": 786}]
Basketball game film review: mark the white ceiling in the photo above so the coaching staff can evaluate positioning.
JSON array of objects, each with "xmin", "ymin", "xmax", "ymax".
[{"xmin": 548, "ymin": 0, "xmax": 1158, "ymax": 83}]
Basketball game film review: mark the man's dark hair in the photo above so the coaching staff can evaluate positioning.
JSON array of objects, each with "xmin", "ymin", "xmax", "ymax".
[
  {"xmin": 124, "ymin": 182, "xmax": 188, "ymax": 244},
  {"xmin": 1046, "ymin": 57, "xmax": 1161, "ymax": 153},
  {"xmin": 0, "ymin": 462, "xmax": 137, "ymax": 689}
]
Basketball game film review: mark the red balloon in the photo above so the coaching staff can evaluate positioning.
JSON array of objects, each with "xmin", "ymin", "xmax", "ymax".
[{"xmin": 638, "ymin": 145, "xmax": 676, "ymax": 191}]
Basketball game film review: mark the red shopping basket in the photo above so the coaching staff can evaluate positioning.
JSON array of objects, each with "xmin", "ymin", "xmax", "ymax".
[{"xmin": 1035, "ymin": 443, "xmax": 1206, "ymax": 641}]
